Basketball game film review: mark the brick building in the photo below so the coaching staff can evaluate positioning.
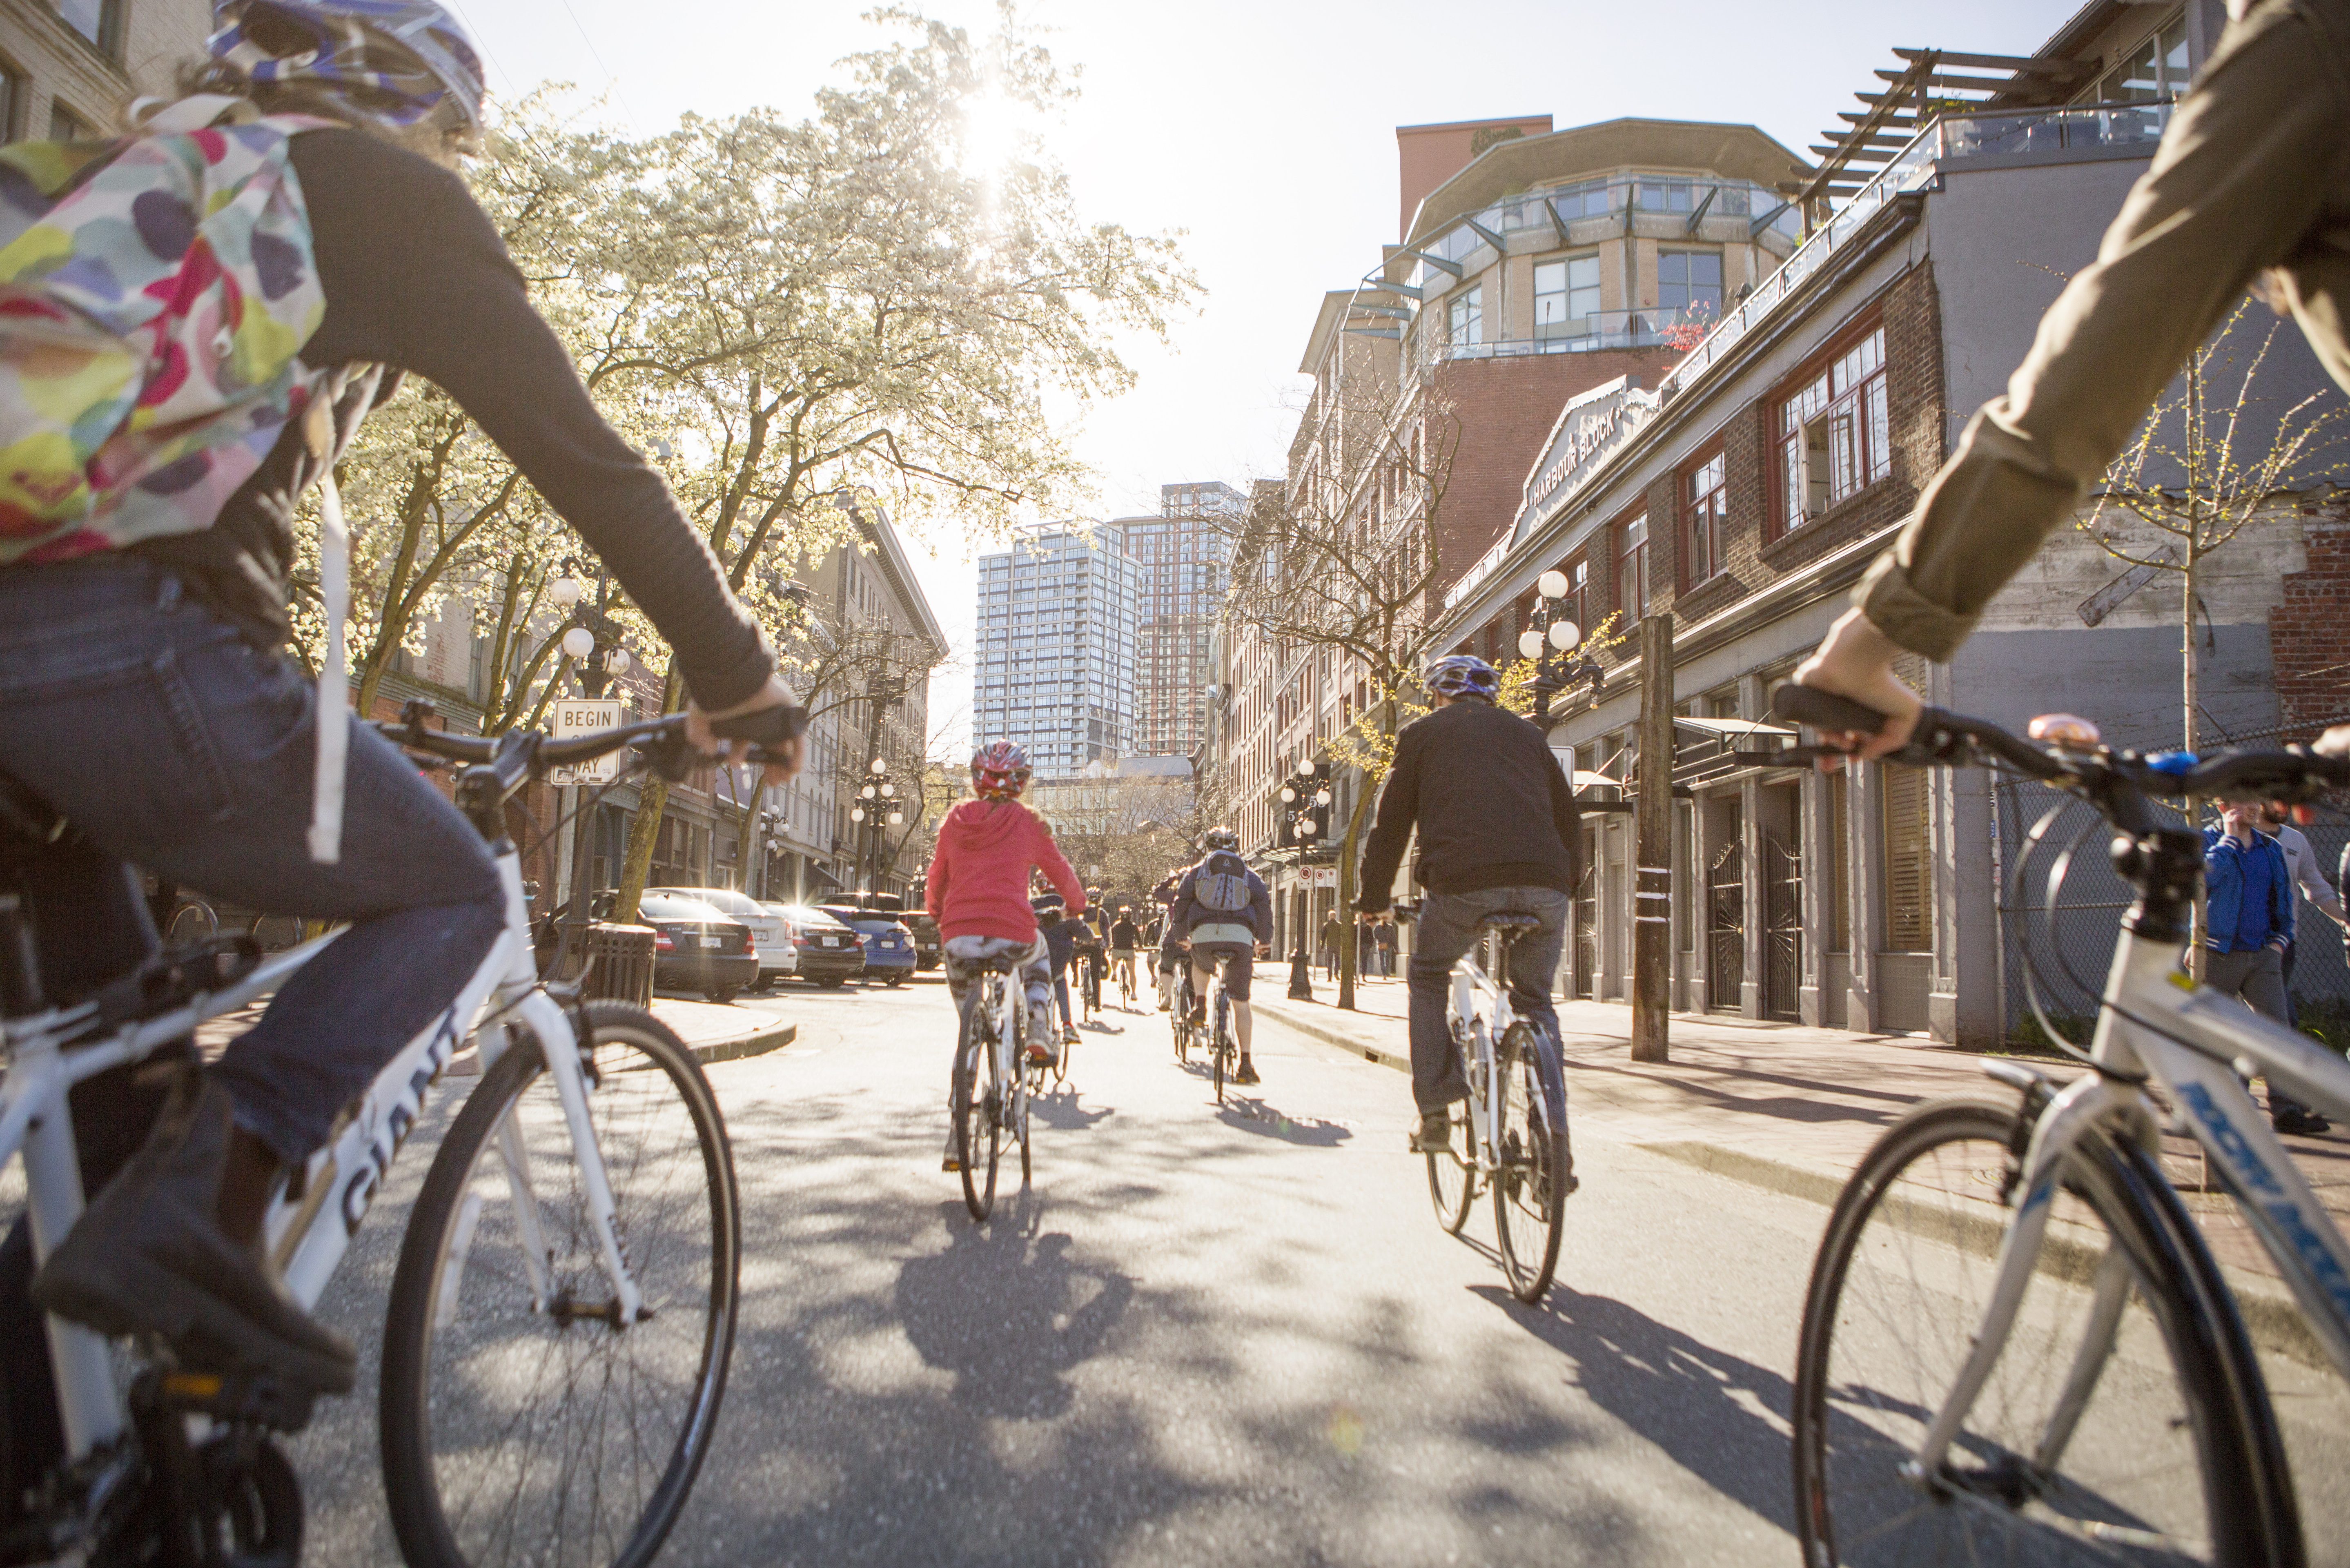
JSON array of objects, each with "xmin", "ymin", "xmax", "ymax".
[
  {"xmin": 1, "ymin": 0, "xmax": 208, "ymax": 143},
  {"xmin": 1432, "ymin": 0, "xmax": 2349, "ymax": 1045}
]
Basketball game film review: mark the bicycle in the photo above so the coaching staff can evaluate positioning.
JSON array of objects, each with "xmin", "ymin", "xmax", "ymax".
[
  {"xmin": 1113, "ymin": 951, "xmax": 1139, "ymax": 1013},
  {"xmin": 1169, "ymin": 959, "xmax": 1195, "ymax": 1065},
  {"xmin": 1775, "ymin": 684, "xmax": 2350, "ymax": 1568},
  {"xmin": 949, "ymin": 952, "xmax": 1044, "ymax": 1223},
  {"xmin": 1076, "ymin": 946, "xmax": 1103, "ymax": 1023},
  {"xmin": 0, "ymin": 696, "xmax": 797, "ymax": 1568},
  {"xmin": 1418, "ymin": 913, "xmax": 1573, "ymax": 1304},
  {"xmin": 1192, "ymin": 953, "xmax": 1244, "ymax": 1105}
]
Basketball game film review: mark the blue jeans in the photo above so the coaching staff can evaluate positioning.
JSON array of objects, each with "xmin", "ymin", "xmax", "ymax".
[
  {"xmin": 0, "ymin": 559, "xmax": 506, "ymax": 1163},
  {"xmin": 1407, "ymin": 887, "xmax": 1568, "ymax": 1116}
]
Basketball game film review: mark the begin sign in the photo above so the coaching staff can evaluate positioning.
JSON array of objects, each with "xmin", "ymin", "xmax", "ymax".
[{"xmin": 547, "ymin": 697, "xmax": 628, "ymax": 786}]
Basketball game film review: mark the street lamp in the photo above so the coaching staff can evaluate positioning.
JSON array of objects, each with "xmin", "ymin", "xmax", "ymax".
[
  {"xmin": 1519, "ymin": 568, "xmax": 1603, "ymax": 724},
  {"xmin": 550, "ymin": 555, "xmax": 636, "ymax": 973}
]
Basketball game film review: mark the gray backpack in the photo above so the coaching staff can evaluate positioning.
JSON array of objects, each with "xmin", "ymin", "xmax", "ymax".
[{"xmin": 1192, "ymin": 853, "xmax": 1254, "ymax": 914}]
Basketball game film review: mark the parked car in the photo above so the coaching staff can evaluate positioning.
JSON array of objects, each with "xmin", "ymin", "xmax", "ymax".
[
  {"xmin": 648, "ymin": 886, "xmax": 793, "ymax": 990},
  {"xmin": 902, "ymin": 911, "xmax": 941, "ymax": 970},
  {"xmin": 767, "ymin": 903, "xmax": 866, "ymax": 987},
  {"xmin": 636, "ymin": 894, "xmax": 757, "ymax": 1003},
  {"xmin": 817, "ymin": 904, "xmax": 919, "ymax": 985}
]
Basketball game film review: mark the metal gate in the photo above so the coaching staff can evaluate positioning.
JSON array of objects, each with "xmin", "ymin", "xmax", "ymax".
[
  {"xmin": 1764, "ymin": 833, "xmax": 1802, "ymax": 1022},
  {"xmin": 1708, "ymin": 840, "xmax": 1744, "ymax": 1011}
]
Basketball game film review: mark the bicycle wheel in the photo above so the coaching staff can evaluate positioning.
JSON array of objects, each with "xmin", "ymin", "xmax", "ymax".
[
  {"xmin": 1018, "ymin": 1062, "xmax": 1036, "ymax": 1187},
  {"xmin": 953, "ymin": 994, "xmax": 1000, "ymax": 1223},
  {"xmin": 1172, "ymin": 997, "xmax": 1189, "ymax": 1063},
  {"xmin": 1425, "ymin": 1098, "xmax": 1475, "ymax": 1234},
  {"xmin": 165, "ymin": 896, "xmax": 219, "ymax": 947},
  {"xmin": 1491, "ymin": 1022, "xmax": 1567, "ymax": 1304},
  {"xmin": 1212, "ymin": 995, "xmax": 1229, "ymax": 1105},
  {"xmin": 1793, "ymin": 1096, "xmax": 2296, "ymax": 1568},
  {"xmin": 381, "ymin": 1000, "xmax": 740, "ymax": 1568}
]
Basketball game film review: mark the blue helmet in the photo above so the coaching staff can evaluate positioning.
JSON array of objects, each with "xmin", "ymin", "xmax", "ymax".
[
  {"xmin": 1425, "ymin": 654, "xmax": 1500, "ymax": 702},
  {"xmin": 211, "ymin": 0, "xmax": 486, "ymax": 134}
]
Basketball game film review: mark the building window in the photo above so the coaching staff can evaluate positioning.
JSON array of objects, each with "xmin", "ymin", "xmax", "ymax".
[
  {"xmin": 2085, "ymin": 10, "xmax": 2190, "ymax": 102},
  {"xmin": 47, "ymin": 102, "xmax": 87, "ymax": 141},
  {"xmin": 1447, "ymin": 285, "xmax": 1482, "ymax": 349},
  {"xmin": 0, "ymin": 62, "xmax": 20, "ymax": 141},
  {"xmin": 1615, "ymin": 514, "xmax": 1647, "ymax": 624},
  {"xmin": 1534, "ymin": 254, "xmax": 1601, "ymax": 340},
  {"xmin": 1880, "ymin": 762, "xmax": 1933, "ymax": 952},
  {"xmin": 1657, "ymin": 250, "xmax": 1722, "ymax": 318},
  {"xmin": 51, "ymin": 0, "xmax": 125, "ymax": 57},
  {"xmin": 1778, "ymin": 324, "xmax": 1889, "ymax": 532},
  {"xmin": 1681, "ymin": 452, "xmax": 1727, "ymax": 588},
  {"xmin": 1558, "ymin": 556, "xmax": 1588, "ymax": 638}
]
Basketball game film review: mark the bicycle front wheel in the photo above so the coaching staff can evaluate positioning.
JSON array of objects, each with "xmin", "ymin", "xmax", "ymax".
[
  {"xmin": 381, "ymin": 1000, "xmax": 740, "ymax": 1568},
  {"xmin": 1793, "ymin": 1096, "xmax": 2294, "ymax": 1568},
  {"xmin": 953, "ymin": 997, "xmax": 1000, "ymax": 1223},
  {"xmin": 1212, "ymin": 998, "xmax": 1230, "ymax": 1105},
  {"xmin": 1426, "ymin": 1099, "xmax": 1474, "ymax": 1234},
  {"xmin": 1491, "ymin": 1022, "xmax": 1567, "ymax": 1304}
]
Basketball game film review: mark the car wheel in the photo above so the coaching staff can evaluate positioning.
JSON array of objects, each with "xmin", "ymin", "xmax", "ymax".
[
  {"xmin": 819, "ymin": 978, "xmax": 846, "ymax": 989},
  {"xmin": 886, "ymin": 976, "xmax": 904, "ymax": 987},
  {"xmin": 706, "ymin": 986, "xmax": 739, "ymax": 1005}
]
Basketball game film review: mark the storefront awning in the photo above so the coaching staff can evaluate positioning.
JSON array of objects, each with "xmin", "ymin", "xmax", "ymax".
[{"xmin": 1674, "ymin": 714, "xmax": 1800, "ymax": 791}]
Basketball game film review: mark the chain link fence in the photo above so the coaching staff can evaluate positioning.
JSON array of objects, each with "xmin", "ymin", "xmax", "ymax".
[{"xmin": 1996, "ymin": 779, "xmax": 2350, "ymax": 1052}]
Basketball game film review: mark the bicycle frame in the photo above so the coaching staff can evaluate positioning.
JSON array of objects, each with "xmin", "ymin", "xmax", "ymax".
[
  {"xmin": 1916, "ymin": 922, "xmax": 2350, "ymax": 1477},
  {"xmin": 1449, "ymin": 953, "xmax": 1522, "ymax": 1174},
  {"xmin": 0, "ymin": 839, "xmax": 638, "ymax": 1462}
]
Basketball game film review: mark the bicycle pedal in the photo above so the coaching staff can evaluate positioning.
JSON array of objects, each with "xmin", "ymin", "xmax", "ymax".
[{"xmin": 151, "ymin": 1369, "xmax": 316, "ymax": 1434}]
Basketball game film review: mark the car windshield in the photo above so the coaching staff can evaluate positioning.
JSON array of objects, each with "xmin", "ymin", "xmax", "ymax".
[
  {"xmin": 639, "ymin": 895, "xmax": 733, "ymax": 923},
  {"xmin": 650, "ymin": 887, "xmax": 764, "ymax": 920}
]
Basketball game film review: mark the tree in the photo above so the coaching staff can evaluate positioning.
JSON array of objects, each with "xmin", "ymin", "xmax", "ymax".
[
  {"xmin": 1223, "ymin": 372, "xmax": 1463, "ymax": 1010},
  {"xmin": 603, "ymin": 10, "xmax": 1197, "ymax": 919},
  {"xmin": 2080, "ymin": 299, "xmax": 2350, "ymax": 753}
]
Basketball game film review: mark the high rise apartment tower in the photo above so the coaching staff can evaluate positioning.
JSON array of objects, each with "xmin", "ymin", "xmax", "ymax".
[
  {"xmin": 1110, "ymin": 481, "xmax": 1240, "ymax": 760},
  {"xmin": 973, "ymin": 527, "xmax": 1139, "ymax": 777}
]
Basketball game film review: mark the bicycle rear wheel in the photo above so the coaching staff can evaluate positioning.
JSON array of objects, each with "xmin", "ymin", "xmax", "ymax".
[
  {"xmin": 1425, "ymin": 1099, "xmax": 1474, "ymax": 1234},
  {"xmin": 953, "ymin": 994, "xmax": 1000, "ymax": 1223},
  {"xmin": 381, "ymin": 1000, "xmax": 739, "ymax": 1568},
  {"xmin": 1212, "ymin": 995, "xmax": 1230, "ymax": 1105},
  {"xmin": 1792, "ymin": 1096, "xmax": 2294, "ymax": 1568},
  {"xmin": 1491, "ymin": 1022, "xmax": 1567, "ymax": 1304}
]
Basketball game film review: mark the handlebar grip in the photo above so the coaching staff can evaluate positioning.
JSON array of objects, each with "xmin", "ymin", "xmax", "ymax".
[
  {"xmin": 710, "ymin": 704, "xmax": 809, "ymax": 760},
  {"xmin": 1770, "ymin": 682, "xmax": 1889, "ymax": 736}
]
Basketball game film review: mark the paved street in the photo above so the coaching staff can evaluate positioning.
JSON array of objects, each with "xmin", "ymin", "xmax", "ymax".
[{"xmin": 283, "ymin": 975, "xmax": 2350, "ymax": 1566}]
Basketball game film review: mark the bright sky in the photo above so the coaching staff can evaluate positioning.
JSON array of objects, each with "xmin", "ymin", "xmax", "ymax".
[{"xmin": 456, "ymin": 0, "xmax": 2066, "ymax": 746}]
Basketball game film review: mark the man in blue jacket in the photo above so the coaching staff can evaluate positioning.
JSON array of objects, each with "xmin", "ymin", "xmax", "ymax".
[{"xmin": 2205, "ymin": 800, "xmax": 2314, "ymax": 1133}]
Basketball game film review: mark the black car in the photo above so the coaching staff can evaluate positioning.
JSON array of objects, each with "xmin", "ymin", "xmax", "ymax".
[
  {"xmin": 772, "ymin": 904, "xmax": 866, "ymax": 987},
  {"xmin": 638, "ymin": 894, "xmax": 758, "ymax": 1003}
]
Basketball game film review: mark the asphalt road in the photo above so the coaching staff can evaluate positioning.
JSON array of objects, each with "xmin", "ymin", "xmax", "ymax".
[{"xmin": 281, "ymin": 973, "xmax": 2350, "ymax": 1566}]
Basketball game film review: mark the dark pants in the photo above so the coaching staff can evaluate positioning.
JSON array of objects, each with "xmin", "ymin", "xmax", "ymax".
[
  {"xmin": 2208, "ymin": 944, "xmax": 2308, "ymax": 1122},
  {"xmin": 1406, "ymin": 887, "xmax": 1568, "ymax": 1116}
]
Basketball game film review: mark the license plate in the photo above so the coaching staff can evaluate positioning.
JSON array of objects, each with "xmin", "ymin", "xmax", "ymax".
[
  {"xmin": 821, "ymin": 935, "xmax": 838, "ymax": 947},
  {"xmin": 700, "ymin": 936, "xmax": 723, "ymax": 949}
]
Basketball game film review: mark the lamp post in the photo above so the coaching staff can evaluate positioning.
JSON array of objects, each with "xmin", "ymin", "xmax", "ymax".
[
  {"xmin": 850, "ymin": 756, "xmax": 904, "ymax": 895},
  {"xmin": 1517, "ymin": 569, "xmax": 1604, "ymax": 726},
  {"xmin": 548, "ymin": 558, "xmax": 634, "ymax": 969}
]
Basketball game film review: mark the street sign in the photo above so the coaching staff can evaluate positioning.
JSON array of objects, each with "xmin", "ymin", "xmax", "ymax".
[
  {"xmin": 1305, "ymin": 866, "xmax": 1337, "ymax": 891},
  {"xmin": 546, "ymin": 697, "xmax": 628, "ymax": 786}
]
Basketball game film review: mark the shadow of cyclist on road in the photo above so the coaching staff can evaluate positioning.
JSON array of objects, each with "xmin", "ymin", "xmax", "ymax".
[{"xmin": 897, "ymin": 1212, "xmax": 1134, "ymax": 1421}]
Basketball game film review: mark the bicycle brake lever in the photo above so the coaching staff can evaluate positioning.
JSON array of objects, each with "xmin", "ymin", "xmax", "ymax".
[
  {"xmin": 635, "ymin": 732, "xmax": 699, "ymax": 784},
  {"xmin": 709, "ymin": 704, "xmax": 808, "ymax": 767}
]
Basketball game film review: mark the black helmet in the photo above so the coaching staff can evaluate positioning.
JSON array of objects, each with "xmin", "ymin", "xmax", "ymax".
[{"xmin": 1201, "ymin": 826, "xmax": 1240, "ymax": 853}]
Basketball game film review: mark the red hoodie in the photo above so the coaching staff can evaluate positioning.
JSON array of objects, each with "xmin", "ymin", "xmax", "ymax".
[{"xmin": 926, "ymin": 797, "xmax": 1086, "ymax": 944}]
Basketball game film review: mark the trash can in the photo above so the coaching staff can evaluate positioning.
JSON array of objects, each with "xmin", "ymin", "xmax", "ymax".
[{"xmin": 580, "ymin": 922, "xmax": 656, "ymax": 1007}]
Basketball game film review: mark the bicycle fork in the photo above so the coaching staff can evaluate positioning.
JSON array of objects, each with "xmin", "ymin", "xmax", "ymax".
[{"xmin": 500, "ymin": 989, "xmax": 644, "ymax": 1325}]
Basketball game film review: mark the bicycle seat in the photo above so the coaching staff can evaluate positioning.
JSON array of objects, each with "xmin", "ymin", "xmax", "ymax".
[{"xmin": 1480, "ymin": 912, "xmax": 1548, "ymax": 933}]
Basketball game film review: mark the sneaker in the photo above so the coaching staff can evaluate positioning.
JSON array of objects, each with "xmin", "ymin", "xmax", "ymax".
[
  {"xmin": 2274, "ymin": 1107, "xmax": 2332, "ymax": 1137},
  {"xmin": 1234, "ymin": 1058, "xmax": 1261, "ymax": 1086},
  {"xmin": 1063, "ymin": 1024, "xmax": 1080, "ymax": 1046},
  {"xmin": 30, "ymin": 1065, "xmax": 356, "ymax": 1396},
  {"xmin": 1408, "ymin": 1110, "xmax": 1453, "ymax": 1155}
]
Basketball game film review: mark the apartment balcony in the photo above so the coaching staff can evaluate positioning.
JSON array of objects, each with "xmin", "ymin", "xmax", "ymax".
[
  {"xmin": 1408, "ymin": 177, "xmax": 1806, "ymax": 290},
  {"xmin": 1430, "ymin": 305, "xmax": 1708, "ymax": 366},
  {"xmin": 1661, "ymin": 101, "xmax": 2174, "ymax": 400}
]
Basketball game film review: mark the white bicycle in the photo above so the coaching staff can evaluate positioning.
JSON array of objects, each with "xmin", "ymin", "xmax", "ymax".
[
  {"xmin": 0, "ymin": 699, "xmax": 793, "ymax": 1568},
  {"xmin": 1776, "ymin": 684, "xmax": 2350, "ymax": 1568},
  {"xmin": 950, "ymin": 951, "xmax": 1042, "ymax": 1223}
]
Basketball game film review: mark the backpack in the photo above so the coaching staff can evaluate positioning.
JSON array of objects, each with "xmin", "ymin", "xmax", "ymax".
[
  {"xmin": 1192, "ymin": 852, "xmax": 1254, "ymax": 914},
  {"xmin": 0, "ymin": 99, "xmax": 361, "ymax": 864},
  {"xmin": 0, "ymin": 100, "xmax": 333, "ymax": 565}
]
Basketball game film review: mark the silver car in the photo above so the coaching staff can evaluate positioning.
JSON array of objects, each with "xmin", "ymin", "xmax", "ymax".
[{"xmin": 646, "ymin": 886, "xmax": 794, "ymax": 989}]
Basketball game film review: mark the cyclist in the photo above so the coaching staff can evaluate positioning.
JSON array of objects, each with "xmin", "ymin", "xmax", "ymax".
[
  {"xmin": 926, "ymin": 742, "xmax": 1084, "ymax": 1170},
  {"xmin": 1032, "ymin": 891, "xmax": 1081, "ymax": 1047},
  {"xmin": 1790, "ymin": 0, "xmax": 2350, "ymax": 768},
  {"xmin": 1355, "ymin": 655, "xmax": 1580, "ymax": 1155},
  {"xmin": 1150, "ymin": 869, "xmax": 1185, "ymax": 1010},
  {"xmin": 1108, "ymin": 906, "xmax": 1142, "ymax": 1007},
  {"xmin": 0, "ymin": 0, "xmax": 800, "ymax": 1441},
  {"xmin": 1169, "ymin": 829, "xmax": 1272, "ymax": 1085},
  {"xmin": 1070, "ymin": 891, "xmax": 1107, "ymax": 1021}
]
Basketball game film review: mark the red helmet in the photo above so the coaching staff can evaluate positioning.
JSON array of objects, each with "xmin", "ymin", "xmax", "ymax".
[{"xmin": 970, "ymin": 740, "xmax": 1032, "ymax": 800}]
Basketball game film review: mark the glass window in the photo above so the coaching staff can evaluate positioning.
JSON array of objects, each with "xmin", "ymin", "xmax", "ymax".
[
  {"xmin": 1881, "ymin": 760, "xmax": 1933, "ymax": 951},
  {"xmin": 0, "ymin": 64, "xmax": 19, "ymax": 140},
  {"xmin": 47, "ymin": 102, "xmax": 86, "ymax": 142},
  {"xmin": 1681, "ymin": 453, "xmax": 1727, "ymax": 587},
  {"xmin": 1777, "ymin": 324, "xmax": 1890, "ymax": 532},
  {"xmin": 2094, "ymin": 9, "xmax": 2190, "ymax": 100},
  {"xmin": 50, "ymin": 0, "xmax": 122, "ymax": 55},
  {"xmin": 1638, "ymin": 180, "xmax": 1696, "ymax": 214},
  {"xmin": 1447, "ymin": 286, "xmax": 1483, "ymax": 349},
  {"xmin": 1534, "ymin": 254, "xmax": 1602, "ymax": 340},
  {"xmin": 1657, "ymin": 250, "xmax": 1723, "ymax": 317},
  {"xmin": 1615, "ymin": 514, "xmax": 1647, "ymax": 624}
]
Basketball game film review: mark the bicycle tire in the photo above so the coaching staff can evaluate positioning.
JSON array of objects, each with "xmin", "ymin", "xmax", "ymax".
[
  {"xmin": 164, "ymin": 896, "xmax": 219, "ymax": 947},
  {"xmin": 1426, "ymin": 1099, "xmax": 1475, "ymax": 1234},
  {"xmin": 1053, "ymin": 1024, "xmax": 1072, "ymax": 1087},
  {"xmin": 381, "ymin": 1000, "xmax": 740, "ymax": 1568},
  {"xmin": 1212, "ymin": 993, "xmax": 1229, "ymax": 1105},
  {"xmin": 953, "ymin": 992, "xmax": 999, "ymax": 1223},
  {"xmin": 1490, "ymin": 1022, "xmax": 1566, "ymax": 1304},
  {"xmin": 1792, "ymin": 1096, "xmax": 2299, "ymax": 1568},
  {"xmin": 1019, "ymin": 1061, "xmax": 1036, "ymax": 1188}
]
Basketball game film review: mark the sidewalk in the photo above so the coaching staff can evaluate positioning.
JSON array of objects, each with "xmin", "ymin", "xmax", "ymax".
[
  {"xmin": 1257, "ymin": 978, "xmax": 2350, "ymax": 1368},
  {"xmin": 195, "ymin": 994, "xmax": 794, "ymax": 1070}
]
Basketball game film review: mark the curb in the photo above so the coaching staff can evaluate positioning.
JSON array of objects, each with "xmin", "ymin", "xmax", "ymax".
[
  {"xmin": 1254, "ymin": 1004, "xmax": 2329, "ymax": 1370},
  {"xmin": 690, "ymin": 1021, "xmax": 795, "ymax": 1067}
]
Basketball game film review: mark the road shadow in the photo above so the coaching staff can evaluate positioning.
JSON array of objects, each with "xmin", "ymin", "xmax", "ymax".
[
  {"xmin": 1216, "ymin": 1094, "xmax": 1352, "ymax": 1148},
  {"xmin": 896, "ymin": 1203, "xmax": 1134, "ymax": 1420},
  {"xmin": 1032, "ymin": 1086, "xmax": 1115, "ymax": 1133},
  {"xmin": 1471, "ymin": 1282, "xmax": 1798, "ymax": 1533}
]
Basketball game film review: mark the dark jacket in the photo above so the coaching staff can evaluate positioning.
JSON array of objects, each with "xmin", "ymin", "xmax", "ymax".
[
  {"xmin": 1357, "ymin": 699, "xmax": 1579, "ymax": 912},
  {"xmin": 2204, "ymin": 827, "xmax": 2296, "ymax": 953},
  {"xmin": 1033, "ymin": 905, "xmax": 1076, "ymax": 973},
  {"xmin": 1170, "ymin": 854, "xmax": 1271, "ymax": 942}
]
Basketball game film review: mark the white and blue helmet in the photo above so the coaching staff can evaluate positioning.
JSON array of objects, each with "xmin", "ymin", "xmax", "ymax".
[
  {"xmin": 211, "ymin": 0, "xmax": 486, "ymax": 134},
  {"xmin": 1425, "ymin": 654, "xmax": 1501, "ymax": 702}
]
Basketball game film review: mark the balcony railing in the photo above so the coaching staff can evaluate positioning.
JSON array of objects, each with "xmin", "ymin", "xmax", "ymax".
[
  {"xmin": 1657, "ymin": 102, "xmax": 2174, "ymax": 400},
  {"xmin": 1428, "ymin": 305, "xmax": 1711, "ymax": 365},
  {"xmin": 1412, "ymin": 176, "xmax": 1804, "ymax": 283}
]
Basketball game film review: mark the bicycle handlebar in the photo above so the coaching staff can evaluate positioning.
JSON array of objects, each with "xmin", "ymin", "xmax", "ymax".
[
  {"xmin": 371, "ymin": 700, "xmax": 806, "ymax": 780},
  {"xmin": 1768, "ymin": 682, "xmax": 2350, "ymax": 805}
]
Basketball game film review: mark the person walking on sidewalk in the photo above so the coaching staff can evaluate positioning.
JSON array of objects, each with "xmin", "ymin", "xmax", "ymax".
[
  {"xmin": 2205, "ymin": 801, "xmax": 2316, "ymax": 1133},
  {"xmin": 2260, "ymin": 801, "xmax": 2349, "ymax": 1030},
  {"xmin": 925, "ymin": 742, "xmax": 1085, "ymax": 1170},
  {"xmin": 1319, "ymin": 910, "xmax": 1343, "ymax": 980},
  {"xmin": 1355, "ymin": 655, "xmax": 1581, "ymax": 1154}
]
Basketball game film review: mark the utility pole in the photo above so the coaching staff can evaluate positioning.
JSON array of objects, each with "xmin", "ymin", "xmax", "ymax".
[{"xmin": 1631, "ymin": 613, "xmax": 1674, "ymax": 1063}]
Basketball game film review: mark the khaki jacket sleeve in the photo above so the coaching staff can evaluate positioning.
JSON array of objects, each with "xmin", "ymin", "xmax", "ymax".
[{"xmin": 1857, "ymin": 0, "xmax": 2350, "ymax": 660}]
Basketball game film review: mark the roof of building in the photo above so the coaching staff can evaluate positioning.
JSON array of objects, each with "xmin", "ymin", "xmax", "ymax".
[
  {"xmin": 1117, "ymin": 755, "xmax": 1193, "ymax": 779},
  {"xmin": 1402, "ymin": 116, "xmax": 1812, "ymax": 249}
]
